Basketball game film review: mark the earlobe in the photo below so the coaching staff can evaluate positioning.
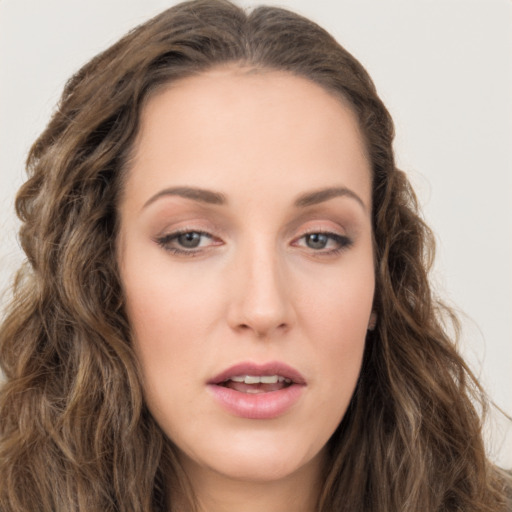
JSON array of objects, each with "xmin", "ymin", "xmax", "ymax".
[{"xmin": 368, "ymin": 311, "xmax": 377, "ymax": 331}]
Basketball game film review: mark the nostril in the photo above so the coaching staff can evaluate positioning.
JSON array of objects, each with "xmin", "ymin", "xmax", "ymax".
[{"xmin": 235, "ymin": 321, "xmax": 289, "ymax": 338}]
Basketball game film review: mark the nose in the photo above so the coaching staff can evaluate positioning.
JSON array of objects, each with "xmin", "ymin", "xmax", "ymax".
[{"xmin": 226, "ymin": 240, "xmax": 294, "ymax": 338}]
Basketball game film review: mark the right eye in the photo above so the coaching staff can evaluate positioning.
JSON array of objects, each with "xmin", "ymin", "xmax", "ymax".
[
  {"xmin": 155, "ymin": 230, "xmax": 219, "ymax": 255},
  {"xmin": 174, "ymin": 232, "xmax": 205, "ymax": 248}
]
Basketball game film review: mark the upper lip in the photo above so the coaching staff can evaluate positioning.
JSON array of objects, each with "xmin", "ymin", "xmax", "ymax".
[{"xmin": 209, "ymin": 361, "xmax": 306, "ymax": 386}]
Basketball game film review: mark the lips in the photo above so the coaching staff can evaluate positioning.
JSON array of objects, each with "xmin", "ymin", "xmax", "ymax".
[
  {"xmin": 207, "ymin": 361, "xmax": 306, "ymax": 419},
  {"xmin": 221, "ymin": 375, "xmax": 292, "ymax": 394},
  {"xmin": 209, "ymin": 361, "xmax": 306, "ymax": 386}
]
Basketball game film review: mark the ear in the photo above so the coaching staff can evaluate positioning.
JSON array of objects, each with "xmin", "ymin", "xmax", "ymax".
[{"xmin": 368, "ymin": 311, "xmax": 377, "ymax": 331}]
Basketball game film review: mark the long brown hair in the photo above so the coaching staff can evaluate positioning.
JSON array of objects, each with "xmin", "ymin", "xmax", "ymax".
[{"xmin": 0, "ymin": 1, "xmax": 510, "ymax": 510}]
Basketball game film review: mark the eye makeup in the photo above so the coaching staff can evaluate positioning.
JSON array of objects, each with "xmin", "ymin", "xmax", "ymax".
[
  {"xmin": 293, "ymin": 231, "xmax": 353, "ymax": 255},
  {"xmin": 155, "ymin": 229, "xmax": 222, "ymax": 256},
  {"xmin": 146, "ymin": 193, "xmax": 362, "ymax": 260}
]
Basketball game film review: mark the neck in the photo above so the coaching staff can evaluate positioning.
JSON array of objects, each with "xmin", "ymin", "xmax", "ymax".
[{"xmin": 171, "ymin": 452, "xmax": 324, "ymax": 512}]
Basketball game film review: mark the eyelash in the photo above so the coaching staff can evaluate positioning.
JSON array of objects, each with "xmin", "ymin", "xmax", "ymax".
[
  {"xmin": 155, "ymin": 230, "xmax": 353, "ymax": 256},
  {"xmin": 294, "ymin": 231, "xmax": 353, "ymax": 255},
  {"xmin": 155, "ymin": 229, "xmax": 216, "ymax": 256}
]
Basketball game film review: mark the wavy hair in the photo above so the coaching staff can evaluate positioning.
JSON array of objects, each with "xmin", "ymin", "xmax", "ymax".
[{"xmin": 0, "ymin": 1, "xmax": 510, "ymax": 510}]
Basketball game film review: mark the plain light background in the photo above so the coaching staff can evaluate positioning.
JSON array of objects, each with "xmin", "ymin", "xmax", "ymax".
[{"xmin": 1, "ymin": 0, "xmax": 511, "ymax": 466}]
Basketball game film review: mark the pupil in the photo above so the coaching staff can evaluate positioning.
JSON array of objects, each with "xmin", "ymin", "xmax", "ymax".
[
  {"xmin": 178, "ymin": 232, "xmax": 201, "ymax": 248},
  {"xmin": 306, "ymin": 233, "xmax": 328, "ymax": 249}
]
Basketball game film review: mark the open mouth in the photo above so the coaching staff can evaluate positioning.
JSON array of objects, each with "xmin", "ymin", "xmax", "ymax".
[
  {"xmin": 207, "ymin": 362, "xmax": 306, "ymax": 418},
  {"xmin": 219, "ymin": 374, "xmax": 294, "ymax": 394}
]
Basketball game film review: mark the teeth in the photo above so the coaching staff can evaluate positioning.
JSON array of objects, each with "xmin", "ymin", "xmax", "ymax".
[
  {"xmin": 244, "ymin": 375, "xmax": 262, "ymax": 384},
  {"xmin": 260, "ymin": 375, "xmax": 278, "ymax": 384},
  {"xmin": 227, "ymin": 375, "xmax": 292, "ymax": 385}
]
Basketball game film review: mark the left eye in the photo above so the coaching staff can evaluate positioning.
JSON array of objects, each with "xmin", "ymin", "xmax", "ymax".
[{"xmin": 296, "ymin": 232, "xmax": 352, "ymax": 252}]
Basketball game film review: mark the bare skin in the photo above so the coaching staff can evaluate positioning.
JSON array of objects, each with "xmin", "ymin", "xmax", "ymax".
[{"xmin": 118, "ymin": 66, "xmax": 374, "ymax": 511}]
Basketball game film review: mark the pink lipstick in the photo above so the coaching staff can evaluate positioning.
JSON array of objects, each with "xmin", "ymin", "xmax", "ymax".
[{"xmin": 207, "ymin": 361, "xmax": 306, "ymax": 420}]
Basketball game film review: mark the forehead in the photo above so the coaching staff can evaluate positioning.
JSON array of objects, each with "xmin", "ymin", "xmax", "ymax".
[{"xmin": 124, "ymin": 67, "xmax": 371, "ymax": 211}]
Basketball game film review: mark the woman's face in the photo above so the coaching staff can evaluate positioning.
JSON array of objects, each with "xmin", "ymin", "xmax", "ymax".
[{"xmin": 118, "ymin": 68, "xmax": 375, "ymax": 486}]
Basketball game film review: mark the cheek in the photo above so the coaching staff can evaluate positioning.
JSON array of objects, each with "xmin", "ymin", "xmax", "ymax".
[
  {"xmin": 297, "ymin": 253, "xmax": 374, "ymax": 337},
  {"xmin": 122, "ymin": 267, "xmax": 219, "ymax": 438},
  {"xmin": 120, "ymin": 252, "xmax": 213, "ymax": 387},
  {"xmin": 296, "ymin": 259, "xmax": 374, "ymax": 405},
  {"xmin": 124, "ymin": 270, "xmax": 214, "ymax": 346},
  {"xmin": 121, "ymin": 227, "xmax": 222, "ymax": 331}
]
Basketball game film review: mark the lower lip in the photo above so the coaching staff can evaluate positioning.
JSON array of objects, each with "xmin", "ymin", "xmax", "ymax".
[{"xmin": 207, "ymin": 384, "xmax": 304, "ymax": 420}]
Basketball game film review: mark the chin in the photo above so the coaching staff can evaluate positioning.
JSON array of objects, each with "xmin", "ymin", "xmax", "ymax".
[{"xmin": 176, "ymin": 424, "xmax": 327, "ymax": 484}]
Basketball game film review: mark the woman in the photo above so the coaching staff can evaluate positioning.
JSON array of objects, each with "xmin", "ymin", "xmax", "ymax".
[{"xmin": 0, "ymin": 1, "xmax": 510, "ymax": 510}]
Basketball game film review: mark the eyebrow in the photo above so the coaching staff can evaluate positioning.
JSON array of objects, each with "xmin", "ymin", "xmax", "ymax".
[
  {"xmin": 294, "ymin": 186, "xmax": 367, "ymax": 211},
  {"xmin": 142, "ymin": 185, "xmax": 366, "ymax": 211},
  {"xmin": 143, "ymin": 186, "xmax": 227, "ymax": 209}
]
